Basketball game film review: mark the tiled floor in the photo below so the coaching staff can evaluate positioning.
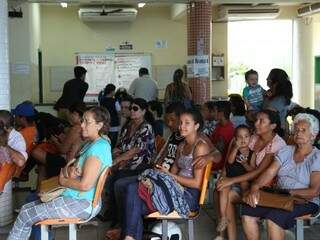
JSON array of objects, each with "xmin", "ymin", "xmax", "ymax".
[{"xmin": 0, "ymin": 190, "xmax": 319, "ymax": 240}]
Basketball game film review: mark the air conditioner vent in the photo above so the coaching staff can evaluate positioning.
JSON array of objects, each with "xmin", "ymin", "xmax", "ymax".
[
  {"xmin": 78, "ymin": 7, "xmax": 137, "ymax": 22},
  {"xmin": 214, "ymin": 5, "xmax": 280, "ymax": 22},
  {"xmin": 297, "ymin": 3, "xmax": 320, "ymax": 17}
]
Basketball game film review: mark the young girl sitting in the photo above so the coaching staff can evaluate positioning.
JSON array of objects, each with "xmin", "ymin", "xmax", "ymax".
[{"xmin": 216, "ymin": 125, "xmax": 256, "ymax": 233}]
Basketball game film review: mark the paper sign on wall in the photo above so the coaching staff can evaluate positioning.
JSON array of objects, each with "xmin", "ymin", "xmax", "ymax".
[
  {"xmin": 11, "ymin": 63, "xmax": 30, "ymax": 75},
  {"xmin": 187, "ymin": 55, "xmax": 209, "ymax": 78}
]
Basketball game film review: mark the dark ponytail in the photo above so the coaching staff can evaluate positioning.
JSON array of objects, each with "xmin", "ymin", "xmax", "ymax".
[{"xmin": 173, "ymin": 69, "xmax": 185, "ymax": 99}]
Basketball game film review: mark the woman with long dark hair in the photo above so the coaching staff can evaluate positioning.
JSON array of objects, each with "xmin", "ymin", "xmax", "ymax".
[
  {"xmin": 243, "ymin": 113, "xmax": 320, "ymax": 240},
  {"xmin": 263, "ymin": 68, "xmax": 293, "ymax": 129},
  {"xmin": 215, "ymin": 109, "xmax": 286, "ymax": 240},
  {"xmin": 123, "ymin": 108, "xmax": 210, "ymax": 240},
  {"xmin": 104, "ymin": 98, "xmax": 156, "ymax": 230},
  {"xmin": 164, "ymin": 69, "xmax": 192, "ymax": 108}
]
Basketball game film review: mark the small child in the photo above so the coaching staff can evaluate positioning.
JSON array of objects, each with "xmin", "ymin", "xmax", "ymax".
[
  {"xmin": 242, "ymin": 69, "xmax": 265, "ymax": 111},
  {"xmin": 216, "ymin": 125, "xmax": 256, "ymax": 233},
  {"xmin": 201, "ymin": 101, "xmax": 217, "ymax": 136}
]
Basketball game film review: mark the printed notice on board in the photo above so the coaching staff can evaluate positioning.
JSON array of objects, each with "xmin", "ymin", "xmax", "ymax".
[
  {"xmin": 77, "ymin": 53, "xmax": 114, "ymax": 95},
  {"xmin": 187, "ymin": 55, "xmax": 209, "ymax": 78}
]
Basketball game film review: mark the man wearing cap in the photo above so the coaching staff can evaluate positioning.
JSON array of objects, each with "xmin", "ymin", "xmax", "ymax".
[
  {"xmin": 13, "ymin": 101, "xmax": 37, "ymax": 157},
  {"xmin": 54, "ymin": 66, "xmax": 88, "ymax": 121},
  {"xmin": 11, "ymin": 102, "xmax": 38, "ymax": 180}
]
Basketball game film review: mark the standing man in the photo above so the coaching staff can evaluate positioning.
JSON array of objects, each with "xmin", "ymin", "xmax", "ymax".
[
  {"xmin": 128, "ymin": 68, "xmax": 159, "ymax": 101},
  {"xmin": 54, "ymin": 66, "xmax": 88, "ymax": 121}
]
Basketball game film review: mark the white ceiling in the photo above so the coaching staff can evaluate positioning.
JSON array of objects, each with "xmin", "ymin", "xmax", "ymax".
[
  {"xmin": 7, "ymin": 0, "xmax": 320, "ymax": 8},
  {"xmin": 8, "ymin": 0, "xmax": 320, "ymax": 5}
]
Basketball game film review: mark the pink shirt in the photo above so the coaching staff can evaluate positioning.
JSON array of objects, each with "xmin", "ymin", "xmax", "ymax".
[{"xmin": 249, "ymin": 134, "xmax": 286, "ymax": 166}]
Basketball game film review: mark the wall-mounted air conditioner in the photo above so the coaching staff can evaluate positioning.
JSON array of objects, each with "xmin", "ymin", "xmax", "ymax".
[
  {"xmin": 78, "ymin": 7, "xmax": 138, "ymax": 22},
  {"xmin": 297, "ymin": 3, "xmax": 320, "ymax": 17},
  {"xmin": 214, "ymin": 5, "xmax": 281, "ymax": 22}
]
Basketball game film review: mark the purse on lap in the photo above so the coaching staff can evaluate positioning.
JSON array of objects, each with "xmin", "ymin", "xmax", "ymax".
[
  {"xmin": 38, "ymin": 158, "xmax": 77, "ymax": 202},
  {"xmin": 243, "ymin": 188, "xmax": 305, "ymax": 212},
  {"xmin": 38, "ymin": 176, "xmax": 66, "ymax": 202},
  {"xmin": 38, "ymin": 137, "xmax": 108, "ymax": 203}
]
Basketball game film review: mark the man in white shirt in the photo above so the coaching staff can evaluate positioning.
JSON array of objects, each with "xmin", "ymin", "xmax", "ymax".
[{"xmin": 128, "ymin": 68, "xmax": 159, "ymax": 101}]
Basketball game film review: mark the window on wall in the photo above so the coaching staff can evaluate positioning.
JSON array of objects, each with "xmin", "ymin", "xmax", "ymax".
[{"xmin": 227, "ymin": 20, "xmax": 293, "ymax": 95}]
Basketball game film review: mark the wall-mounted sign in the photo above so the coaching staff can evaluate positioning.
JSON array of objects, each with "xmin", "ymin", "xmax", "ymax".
[
  {"xmin": 155, "ymin": 40, "xmax": 167, "ymax": 49},
  {"xmin": 119, "ymin": 41, "xmax": 133, "ymax": 50},
  {"xmin": 187, "ymin": 55, "xmax": 209, "ymax": 78}
]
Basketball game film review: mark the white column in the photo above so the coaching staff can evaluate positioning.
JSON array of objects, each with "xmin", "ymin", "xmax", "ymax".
[
  {"xmin": 0, "ymin": 0, "xmax": 11, "ymax": 110},
  {"xmin": 292, "ymin": 17, "xmax": 314, "ymax": 108}
]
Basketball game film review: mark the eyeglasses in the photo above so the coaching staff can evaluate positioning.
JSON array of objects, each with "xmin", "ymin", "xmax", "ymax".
[
  {"xmin": 129, "ymin": 106, "xmax": 140, "ymax": 112},
  {"xmin": 81, "ymin": 118, "xmax": 96, "ymax": 125}
]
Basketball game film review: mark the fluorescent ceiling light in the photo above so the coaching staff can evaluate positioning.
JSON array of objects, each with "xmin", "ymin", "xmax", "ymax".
[
  {"xmin": 60, "ymin": 2, "xmax": 68, "ymax": 8},
  {"xmin": 138, "ymin": 3, "xmax": 146, "ymax": 8}
]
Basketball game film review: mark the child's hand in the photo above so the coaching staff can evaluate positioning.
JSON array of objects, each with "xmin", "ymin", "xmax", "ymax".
[
  {"xmin": 265, "ymin": 89, "xmax": 273, "ymax": 97},
  {"xmin": 155, "ymin": 164, "xmax": 169, "ymax": 173},
  {"xmin": 236, "ymin": 154, "xmax": 248, "ymax": 166}
]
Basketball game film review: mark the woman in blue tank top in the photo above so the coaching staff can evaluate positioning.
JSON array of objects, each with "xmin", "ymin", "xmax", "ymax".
[{"xmin": 8, "ymin": 107, "xmax": 112, "ymax": 240}]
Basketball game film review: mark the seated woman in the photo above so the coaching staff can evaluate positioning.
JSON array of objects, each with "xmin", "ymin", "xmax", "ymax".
[
  {"xmin": 7, "ymin": 106, "xmax": 112, "ymax": 240},
  {"xmin": 242, "ymin": 113, "xmax": 320, "ymax": 240},
  {"xmin": 215, "ymin": 109, "xmax": 286, "ymax": 240},
  {"xmin": 164, "ymin": 69, "xmax": 192, "ymax": 108},
  {"xmin": 104, "ymin": 98, "xmax": 156, "ymax": 225},
  {"xmin": 31, "ymin": 102, "xmax": 86, "ymax": 188},
  {"xmin": 122, "ymin": 108, "xmax": 211, "ymax": 240}
]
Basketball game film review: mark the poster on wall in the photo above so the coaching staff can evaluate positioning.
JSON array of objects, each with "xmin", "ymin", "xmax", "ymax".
[
  {"xmin": 76, "ymin": 52, "xmax": 152, "ymax": 102},
  {"xmin": 115, "ymin": 55, "xmax": 150, "ymax": 88},
  {"xmin": 187, "ymin": 55, "xmax": 209, "ymax": 78},
  {"xmin": 77, "ymin": 53, "xmax": 115, "ymax": 95}
]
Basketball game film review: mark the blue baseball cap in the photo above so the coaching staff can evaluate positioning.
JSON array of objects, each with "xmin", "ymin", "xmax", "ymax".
[{"xmin": 12, "ymin": 102, "xmax": 35, "ymax": 117}]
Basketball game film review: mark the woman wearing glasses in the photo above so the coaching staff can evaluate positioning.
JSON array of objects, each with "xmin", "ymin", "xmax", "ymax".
[
  {"xmin": 8, "ymin": 107, "xmax": 112, "ymax": 240},
  {"xmin": 104, "ymin": 98, "xmax": 156, "ymax": 231}
]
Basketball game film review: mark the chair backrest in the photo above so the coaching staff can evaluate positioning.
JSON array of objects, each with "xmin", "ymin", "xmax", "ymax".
[
  {"xmin": 92, "ymin": 167, "xmax": 111, "ymax": 208},
  {"xmin": 198, "ymin": 161, "xmax": 213, "ymax": 205},
  {"xmin": 155, "ymin": 135, "xmax": 166, "ymax": 154}
]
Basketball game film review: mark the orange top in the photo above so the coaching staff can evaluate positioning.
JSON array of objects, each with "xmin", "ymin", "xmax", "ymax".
[
  {"xmin": 20, "ymin": 126, "xmax": 37, "ymax": 154},
  {"xmin": 14, "ymin": 126, "xmax": 37, "ymax": 177}
]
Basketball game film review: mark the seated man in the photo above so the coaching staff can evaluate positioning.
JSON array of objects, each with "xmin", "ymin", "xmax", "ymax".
[
  {"xmin": 12, "ymin": 101, "xmax": 38, "ymax": 179},
  {"xmin": 0, "ymin": 110, "xmax": 27, "ymax": 191}
]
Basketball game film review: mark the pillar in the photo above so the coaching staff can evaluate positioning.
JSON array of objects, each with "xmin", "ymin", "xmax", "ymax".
[
  {"xmin": 0, "ymin": 1, "xmax": 13, "ymax": 228},
  {"xmin": 187, "ymin": 1, "xmax": 212, "ymax": 104},
  {"xmin": 0, "ymin": 0, "xmax": 11, "ymax": 110}
]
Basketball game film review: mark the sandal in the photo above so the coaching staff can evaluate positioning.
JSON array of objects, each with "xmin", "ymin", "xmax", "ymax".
[
  {"xmin": 106, "ymin": 228, "xmax": 121, "ymax": 240},
  {"xmin": 213, "ymin": 236, "xmax": 225, "ymax": 240},
  {"xmin": 216, "ymin": 217, "xmax": 229, "ymax": 232}
]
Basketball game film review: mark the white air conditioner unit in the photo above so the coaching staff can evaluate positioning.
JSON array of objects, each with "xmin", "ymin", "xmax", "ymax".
[
  {"xmin": 214, "ymin": 5, "xmax": 281, "ymax": 22},
  {"xmin": 297, "ymin": 3, "xmax": 320, "ymax": 17},
  {"xmin": 78, "ymin": 7, "xmax": 138, "ymax": 22}
]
